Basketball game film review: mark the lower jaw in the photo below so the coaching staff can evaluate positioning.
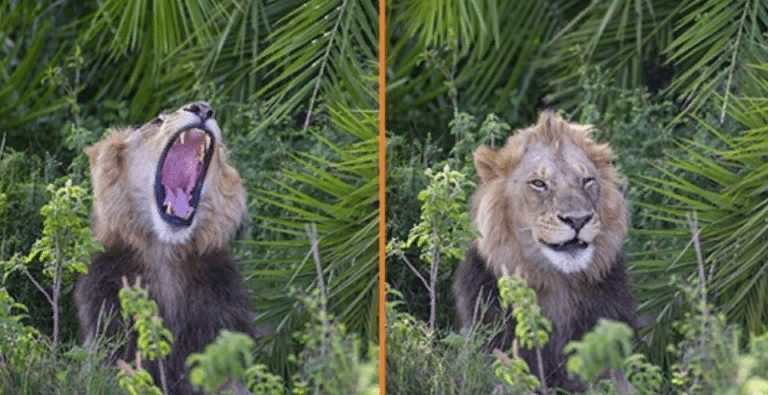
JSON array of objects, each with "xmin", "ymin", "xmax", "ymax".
[{"xmin": 539, "ymin": 245, "xmax": 595, "ymax": 273}]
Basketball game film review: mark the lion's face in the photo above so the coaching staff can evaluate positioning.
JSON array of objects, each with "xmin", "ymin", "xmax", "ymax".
[
  {"xmin": 501, "ymin": 140, "xmax": 602, "ymax": 273},
  {"xmin": 88, "ymin": 102, "xmax": 246, "ymax": 250},
  {"xmin": 473, "ymin": 112, "xmax": 626, "ymax": 282}
]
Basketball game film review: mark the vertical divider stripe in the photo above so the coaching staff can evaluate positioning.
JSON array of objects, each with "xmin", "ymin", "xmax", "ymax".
[{"xmin": 378, "ymin": 0, "xmax": 387, "ymax": 393}]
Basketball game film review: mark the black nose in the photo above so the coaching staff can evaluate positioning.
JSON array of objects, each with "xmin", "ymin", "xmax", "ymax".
[
  {"xmin": 183, "ymin": 102, "xmax": 214, "ymax": 121},
  {"xmin": 557, "ymin": 214, "xmax": 593, "ymax": 231}
]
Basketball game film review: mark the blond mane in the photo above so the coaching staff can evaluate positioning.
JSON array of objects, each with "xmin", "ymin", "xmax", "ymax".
[
  {"xmin": 472, "ymin": 111, "xmax": 627, "ymax": 295},
  {"xmin": 87, "ymin": 106, "xmax": 246, "ymax": 259}
]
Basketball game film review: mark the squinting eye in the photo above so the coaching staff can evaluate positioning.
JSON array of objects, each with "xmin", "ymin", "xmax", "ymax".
[
  {"xmin": 151, "ymin": 115, "xmax": 165, "ymax": 125},
  {"xmin": 529, "ymin": 179, "xmax": 547, "ymax": 190},
  {"xmin": 583, "ymin": 177, "xmax": 595, "ymax": 187}
]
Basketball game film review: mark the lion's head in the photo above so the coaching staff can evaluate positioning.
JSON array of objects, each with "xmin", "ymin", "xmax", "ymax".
[
  {"xmin": 472, "ymin": 111, "xmax": 627, "ymax": 286},
  {"xmin": 88, "ymin": 102, "xmax": 246, "ymax": 252}
]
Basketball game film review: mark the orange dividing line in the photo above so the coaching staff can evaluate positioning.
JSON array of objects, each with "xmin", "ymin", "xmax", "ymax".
[{"xmin": 378, "ymin": 0, "xmax": 387, "ymax": 393}]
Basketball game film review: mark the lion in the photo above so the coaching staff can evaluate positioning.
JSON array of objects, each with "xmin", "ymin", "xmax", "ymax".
[
  {"xmin": 452, "ymin": 111, "xmax": 636, "ymax": 392},
  {"xmin": 75, "ymin": 102, "xmax": 253, "ymax": 394}
]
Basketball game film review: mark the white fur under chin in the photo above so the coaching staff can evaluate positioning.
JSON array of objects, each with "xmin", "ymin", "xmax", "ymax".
[
  {"xmin": 149, "ymin": 207, "xmax": 196, "ymax": 244},
  {"xmin": 540, "ymin": 245, "xmax": 595, "ymax": 273}
]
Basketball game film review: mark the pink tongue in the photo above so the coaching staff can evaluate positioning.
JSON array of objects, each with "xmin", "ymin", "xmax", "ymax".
[{"xmin": 160, "ymin": 131, "xmax": 205, "ymax": 218}]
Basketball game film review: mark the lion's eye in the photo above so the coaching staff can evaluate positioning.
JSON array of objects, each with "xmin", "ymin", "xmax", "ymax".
[
  {"xmin": 583, "ymin": 177, "xmax": 595, "ymax": 187},
  {"xmin": 529, "ymin": 179, "xmax": 547, "ymax": 190},
  {"xmin": 151, "ymin": 114, "xmax": 165, "ymax": 125}
]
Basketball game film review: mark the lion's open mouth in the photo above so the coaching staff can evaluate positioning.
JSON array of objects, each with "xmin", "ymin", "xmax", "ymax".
[
  {"xmin": 154, "ymin": 126, "xmax": 215, "ymax": 227},
  {"xmin": 540, "ymin": 238, "xmax": 589, "ymax": 254}
]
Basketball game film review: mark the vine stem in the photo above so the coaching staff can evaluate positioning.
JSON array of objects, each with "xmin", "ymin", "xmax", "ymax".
[{"xmin": 302, "ymin": 0, "xmax": 350, "ymax": 132}]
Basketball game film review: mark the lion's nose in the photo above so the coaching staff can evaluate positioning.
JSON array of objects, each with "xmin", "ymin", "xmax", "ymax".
[
  {"xmin": 557, "ymin": 213, "xmax": 593, "ymax": 231},
  {"xmin": 184, "ymin": 102, "xmax": 214, "ymax": 121}
]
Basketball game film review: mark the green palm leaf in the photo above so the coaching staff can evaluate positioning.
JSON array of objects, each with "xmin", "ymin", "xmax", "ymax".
[
  {"xmin": 637, "ymin": 72, "xmax": 768, "ymax": 361},
  {"xmin": 665, "ymin": 0, "xmax": 768, "ymax": 117},
  {"xmin": 245, "ymin": 81, "xmax": 378, "ymax": 373},
  {"xmin": 546, "ymin": 0, "xmax": 681, "ymax": 106},
  {"xmin": 255, "ymin": 0, "xmax": 378, "ymax": 126}
]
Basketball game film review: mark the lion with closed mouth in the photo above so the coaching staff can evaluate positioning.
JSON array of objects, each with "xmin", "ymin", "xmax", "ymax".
[
  {"xmin": 75, "ymin": 102, "xmax": 252, "ymax": 394},
  {"xmin": 453, "ymin": 111, "xmax": 636, "ymax": 392}
]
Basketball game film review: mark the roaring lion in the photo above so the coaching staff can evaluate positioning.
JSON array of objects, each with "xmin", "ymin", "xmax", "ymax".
[
  {"xmin": 453, "ymin": 111, "xmax": 636, "ymax": 391},
  {"xmin": 75, "ymin": 102, "xmax": 252, "ymax": 394}
]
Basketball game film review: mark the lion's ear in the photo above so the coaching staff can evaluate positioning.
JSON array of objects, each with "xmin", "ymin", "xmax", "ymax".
[
  {"xmin": 87, "ymin": 131, "xmax": 128, "ymax": 196},
  {"xmin": 474, "ymin": 145, "xmax": 500, "ymax": 184}
]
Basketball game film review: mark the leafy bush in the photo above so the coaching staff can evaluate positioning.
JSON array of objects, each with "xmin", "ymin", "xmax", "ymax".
[
  {"xmin": 0, "ymin": 287, "xmax": 123, "ymax": 394},
  {"xmin": 389, "ymin": 164, "xmax": 475, "ymax": 331},
  {"xmin": 2, "ymin": 180, "xmax": 100, "ymax": 344},
  {"xmin": 187, "ymin": 330, "xmax": 283, "ymax": 394},
  {"xmin": 385, "ymin": 295, "xmax": 503, "ymax": 394}
]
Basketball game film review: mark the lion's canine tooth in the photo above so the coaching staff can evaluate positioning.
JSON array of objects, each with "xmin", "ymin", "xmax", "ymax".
[
  {"xmin": 179, "ymin": 131, "xmax": 186, "ymax": 145},
  {"xmin": 204, "ymin": 135, "xmax": 211, "ymax": 149},
  {"xmin": 199, "ymin": 144, "xmax": 205, "ymax": 163},
  {"xmin": 165, "ymin": 204, "xmax": 172, "ymax": 214}
]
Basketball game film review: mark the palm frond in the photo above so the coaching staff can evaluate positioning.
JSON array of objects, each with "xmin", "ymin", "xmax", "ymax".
[
  {"xmin": 246, "ymin": 79, "xmax": 378, "ymax": 373},
  {"xmin": 254, "ymin": 0, "xmax": 378, "ymax": 126},
  {"xmin": 1, "ymin": 3, "xmax": 70, "ymax": 143},
  {"xmin": 397, "ymin": 0, "xmax": 501, "ymax": 54},
  {"xmin": 637, "ymin": 68, "xmax": 768, "ymax": 359},
  {"xmin": 546, "ymin": 0, "xmax": 681, "ymax": 106},
  {"xmin": 665, "ymin": 0, "xmax": 768, "ymax": 117},
  {"xmin": 387, "ymin": 0, "xmax": 571, "ymax": 129}
]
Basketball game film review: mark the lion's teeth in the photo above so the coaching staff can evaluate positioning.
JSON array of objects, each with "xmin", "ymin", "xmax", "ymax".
[
  {"xmin": 165, "ymin": 204, "xmax": 172, "ymax": 214},
  {"xmin": 199, "ymin": 144, "xmax": 205, "ymax": 163},
  {"xmin": 204, "ymin": 135, "xmax": 211, "ymax": 149},
  {"xmin": 179, "ymin": 132, "xmax": 186, "ymax": 145},
  {"xmin": 183, "ymin": 208, "xmax": 194, "ymax": 220}
]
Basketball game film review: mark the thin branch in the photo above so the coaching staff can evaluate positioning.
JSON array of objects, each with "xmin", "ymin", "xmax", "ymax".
[
  {"xmin": 0, "ymin": 133, "xmax": 6, "ymax": 161},
  {"xmin": 89, "ymin": 299, "xmax": 108, "ymax": 352},
  {"xmin": 687, "ymin": 213, "xmax": 708, "ymax": 313},
  {"xmin": 687, "ymin": 212, "xmax": 710, "ymax": 347},
  {"xmin": 302, "ymin": 0, "xmax": 350, "ymax": 131},
  {"xmin": 306, "ymin": 223, "xmax": 328, "ymax": 395},
  {"xmin": 50, "ymin": 240, "xmax": 65, "ymax": 344},
  {"xmin": 307, "ymin": 223, "xmax": 328, "ymax": 311},
  {"xmin": 535, "ymin": 346, "xmax": 548, "ymax": 394},
  {"xmin": 394, "ymin": 248, "xmax": 432, "ymax": 293},
  {"xmin": 17, "ymin": 264, "xmax": 54, "ymax": 306},
  {"xmin": 471, "ymin": 287, "xmax": 484, "ymax": 328},
  {"xmin": 719, "ymin": 4, "xmax": 749, "ymax": 125},
  {"xmin": 158, "ymin": 359, "xmax": 169, "ymax": 395},
  {"xmin": 428, "ymin": 228, "xmax": 440, "ymax": 332}
]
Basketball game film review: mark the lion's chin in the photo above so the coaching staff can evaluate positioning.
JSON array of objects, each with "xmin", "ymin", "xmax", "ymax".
[{"xmin": 539, "ymin": 243, "xmax": 595, "ymax": 273}]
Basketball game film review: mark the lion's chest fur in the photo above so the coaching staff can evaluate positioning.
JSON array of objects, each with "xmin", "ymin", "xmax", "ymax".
[
  {"xmin": 453, "ymin": 244, "xmax": 635, "ymax": 391},
  {"xmin": 535, "ymin": 282, "xmax": 578, "ymax": 329},
  {"xmin": 142, "ymin": 245, "xmax": 187, "ymax": 321}
]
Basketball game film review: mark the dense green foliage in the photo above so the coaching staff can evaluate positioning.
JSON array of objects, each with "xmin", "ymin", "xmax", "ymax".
[
  {"xmin": 386, "ymin": 0, "xmax": 768, "ymax": 393},
  {"xmin": 389, "ymin": 165, "xmax": 475, "ymax": 332},
  {"xmin": 1, "ymin": 0, "xmax": 378, "ymax": 392}
]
